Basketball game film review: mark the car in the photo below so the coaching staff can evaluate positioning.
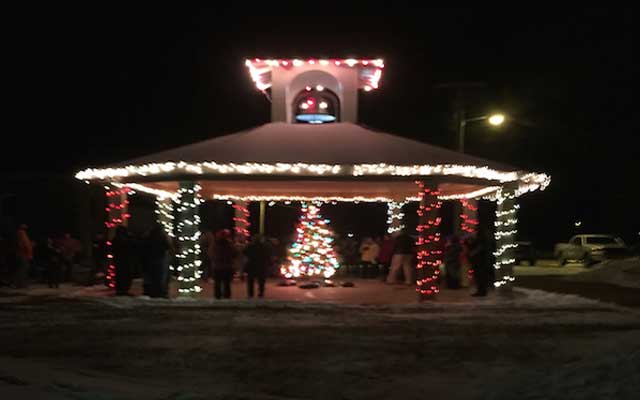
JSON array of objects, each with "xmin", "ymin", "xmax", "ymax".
[
  {"xmin": 515, "ymin": 241, "xmax": 537, "ymax": 266},
  {"xmin": 554, "ymin": 234, "xmax": 628, "ymax": 266}
]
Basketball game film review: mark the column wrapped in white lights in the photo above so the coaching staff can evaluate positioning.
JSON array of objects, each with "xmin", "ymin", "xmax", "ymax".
[
  {"xmin": 155, "ymin": 196, "xmax": 175, "ymax": 272},
  {"xmin": 175, "ymin": 182, "xmax": 203, "ymax": 296},
  {"xmin": 386, "ymin": 201, "xmax": 407, "ymax": 234},
  {"xmin": 494, "ymin": 184, "xmax": 519, "ymax": 291}
]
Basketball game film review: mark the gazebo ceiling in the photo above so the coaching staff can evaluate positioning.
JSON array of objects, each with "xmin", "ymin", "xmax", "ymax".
[
  {"xmin": 77, "ymin": 122, "xmax": 550, "ymax": 199},
  {"xmin": 139, "ymin": 180, "xmax": 498, "ymax": 203}
]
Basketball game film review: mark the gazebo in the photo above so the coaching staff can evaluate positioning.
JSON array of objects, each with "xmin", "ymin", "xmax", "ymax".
[{"xmin": 76, "ymin": 58, "xmax": 550, "ymax": 299}]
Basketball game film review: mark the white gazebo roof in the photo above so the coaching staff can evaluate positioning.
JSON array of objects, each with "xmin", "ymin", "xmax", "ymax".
[{"xmin": 76, "ymin": 122, "xmax": 550, "ymax": 201}]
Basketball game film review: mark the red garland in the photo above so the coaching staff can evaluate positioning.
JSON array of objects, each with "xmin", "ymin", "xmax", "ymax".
[
  {"xmin": 460, "ymin": 199, "xmax": 479, "ymax": 234},
  {"xmin": 415, "ymin": 182, "xmax": 442, "ymax": 298},
  {"xmin": 104, "ymin": 187, "xmax": 131, "ymax": 288},
  {"xmin": 232, "ymin": 203, "xmax": 251, "ymax": 240}
]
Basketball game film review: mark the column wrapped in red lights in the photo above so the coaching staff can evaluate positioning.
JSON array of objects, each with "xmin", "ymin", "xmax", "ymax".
[
  {"xmin": 459, "ymin": 199, "xmax": 479, "ymax": 234},
  {"xmin": 104, "ymin": 186, "xmax": 130, "ymax": 289},
  {"xmin": 232, "ymin": 200, "xmax": 251, "ymax": 240},
  {"xmin": 494, "ymin": 184, "xmax": 519, "ymax": 291},
  {"xmin": 175, "ymin": 182, "xmax": 203, "ymax": 296},
  {"xmin": 415, "ymin": 181, "xmax": 442, "ymax": 299}
]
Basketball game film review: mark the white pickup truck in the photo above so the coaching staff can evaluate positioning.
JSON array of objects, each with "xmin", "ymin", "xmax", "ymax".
[{"xmin": 554, "ymin": 234, "xmax": 628, "ymax": 265}]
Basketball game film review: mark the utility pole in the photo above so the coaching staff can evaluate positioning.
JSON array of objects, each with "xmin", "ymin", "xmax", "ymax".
[
  {"xmin": 434, "ymin": 81, "xmax": 487, "ymax": 153},
  {"xmin": 434, "ymin": 82, "xmax": 487, "ymax": 236}
]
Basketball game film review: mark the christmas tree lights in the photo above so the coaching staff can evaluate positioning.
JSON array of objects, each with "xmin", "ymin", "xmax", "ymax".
[
  {"xmin": 281, "ymin": 202, "xmax": 340, "ymax": 279},
  {"xmin": 415, "ymin": 182, "xmax": 442, "ymax": 298}
]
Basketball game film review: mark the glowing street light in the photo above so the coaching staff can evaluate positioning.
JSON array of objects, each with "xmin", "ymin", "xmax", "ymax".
[
  {"xmin": 459, "ymin": 112, "xmax": 507, "ymax": 153},
  {"xmin": 488, "ymin": 113, "xmax": 506, "ymax": 126}
]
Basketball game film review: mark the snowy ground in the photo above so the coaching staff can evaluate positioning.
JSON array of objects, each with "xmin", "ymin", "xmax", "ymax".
[
  {"xmin": 564, "ymin": 257, "xmax": 640, "ymax": 288},
  {"xmin": 1, "ymin": 285, "xmax": 639, "ymax": 399}
]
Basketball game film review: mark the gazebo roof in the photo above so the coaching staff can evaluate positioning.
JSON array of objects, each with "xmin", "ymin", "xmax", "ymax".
[
  {"xmin": 76, "ymin": 122, "xmax": 550, "ymax": 201},
  {"xmin": 123, "ymin": 122, "xmax": 514, "ymax": 169}
]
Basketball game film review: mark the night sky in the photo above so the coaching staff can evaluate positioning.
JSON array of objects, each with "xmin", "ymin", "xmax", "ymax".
[{"xmin": 5, "ymin": 8, "xmax": 636, "ymax": 247}]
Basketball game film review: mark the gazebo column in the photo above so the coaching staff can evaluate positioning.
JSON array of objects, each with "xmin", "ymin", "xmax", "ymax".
[
  {"xmin": 459, "ymin": 199, "xmax": 479, "ymax": 235},
  {"xmin": 494, "ymin": 183, "xmax": 519, "ymax": 293},
  {"xmin": 415, "ymin": 181, "xmax": 443, "ymax": 299},
  {"xmin": 386, "ymin": 201, "xmax": 407, "ymax": 234},
  {"xmin": 155, "ymin": 195, "xmax": 175, "ymax": 272},
  {"xmin": 233, "ymin": 200, "xmax": 251, "ymax": 241},
  {"xmin": 175, "ymin": 181, "xmax": 203, "ymax": 296},
  {"xmin": 104, "ymin": 185, "xmax": 130, "ymax": 289}
]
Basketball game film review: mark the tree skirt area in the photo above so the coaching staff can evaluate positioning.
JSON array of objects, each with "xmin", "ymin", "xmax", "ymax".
[
  {"xmin": 0, "ymin": 287, "xmax": 639, "ymax": 399},
  {"xmin": 564, "ymin": 257, "xmax": 640, "ymax": 289}
]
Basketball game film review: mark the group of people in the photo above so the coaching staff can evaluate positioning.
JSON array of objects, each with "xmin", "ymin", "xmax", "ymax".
[
  {"xmin": 201, "ymin": 230, "xmax": 274, "ymax": 299},
  {"xmin": 0, "ymin": 224, "xmax": 83, "ymax": 289},
  {"xmin": 442, "ymin": 229, "xmax": 494, "ymax": 296},
  {"xmin": 110, "ymin": 223, "xmax": 172, "ymax": 297},
  {"xmin": 342, "ymin": 228, "xmax": 494, "ymax": 296}
]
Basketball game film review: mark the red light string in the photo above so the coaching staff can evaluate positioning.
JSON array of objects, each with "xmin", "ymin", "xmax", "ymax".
[
  {"xmin": 415, "ymin": 181, "xmax": 442, "ymax": 298},
  {"xmin": 104, "ymin": 187, "xmax": 131, "ymax": 289}
]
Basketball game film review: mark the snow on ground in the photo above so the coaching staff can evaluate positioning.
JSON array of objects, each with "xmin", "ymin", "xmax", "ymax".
[
  {"xmin": 514, "ymin": 264, "xmax": 586, "ymax": 276},
  {"xmin": 565, "ymin": 257, "xmax": 640, "ymax": 288},
  {"xmin": 1, "ymin": 283, "xmax": 639, "ymax": 399}
]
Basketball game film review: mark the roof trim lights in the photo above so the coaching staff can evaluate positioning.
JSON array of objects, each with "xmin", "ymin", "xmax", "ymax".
[{"xmin": 295, "ymin": 114, "xmax": 337, "ymax": 124}]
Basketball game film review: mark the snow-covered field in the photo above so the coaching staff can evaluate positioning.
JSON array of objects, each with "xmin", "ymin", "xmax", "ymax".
[
  {"xmin": 565, "ymin": 257, "xmax": 640, "ymax": 288},
  {"xmin": 0, "ymin": 287, "xmax": 639, "ymax": 399}
]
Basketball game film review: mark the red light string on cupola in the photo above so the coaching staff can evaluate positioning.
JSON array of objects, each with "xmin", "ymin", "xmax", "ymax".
[
  {"xmin": 460, "ymin": 199, "xmax": 479, "ymax": 234},
  {"xmin": 104, "ymin": 186, "xmax": 131, "ymax": 289},
  {"xmin": 415, "ymin": 181, "xmax": 443, "ymax": 298}
]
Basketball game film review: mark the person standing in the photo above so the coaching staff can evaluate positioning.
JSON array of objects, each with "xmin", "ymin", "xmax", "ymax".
[
  {"xmin": 14, "ymin": 224, "xmax": 33, "ymax": 289},
  {"xmin": 386, "ymin": 230, "xmax": 414, "ymax": 285},
  {"xmin": 377, "ymin": 234, "xmax": 395, "ymax": 280},
  {"xmin": 44, "ymin": 237, "xmax": 63, "ymax": 288},
  {"xmin": 112, "ymin": 226, "xmax": 134, "ymax": 296},
  {"xmin": 91, "ymin": 233, "xmax": 107, "ymax": 285},
  {"xmin": 145, "ymin": 223, "xmax": 172, "ymax": 298},
  {"xmin": 443, "ymin": 234, "xmax": 463, "ymax": 289},
  {"xmin": 470, "ymin": 228, "xmax": 492, "ymax": 297},
  {"xmin": 244, "ymin": 234, "xmax": 272, "ymax": 298},
  {"xmin": 212, "ymin": 230, "xmax": 236, "ymax": 299},
  {"xmin": 359, "ymin": 237, "xmax": 380, "ymax": 278}
]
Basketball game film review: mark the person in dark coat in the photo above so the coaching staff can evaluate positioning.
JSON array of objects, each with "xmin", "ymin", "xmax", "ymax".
[
  {"xmin": 212, "ymin": 229, "xmax": 236, "ymax": 299},
  {"xmin": 244, "ymin": 234, "xmax": 272, "ymax": 298},
  {"xmin": 145, "ymin": 223, "xmax": 172, "ymax": 298},
  {"xmin": 469, "ymin": 228, "xmax": 493, "ymax": 297},
  {"xmin": 44, "ymin": 237, "xmax": 63, "ymax": 288},
  {"xmin": 112, "ymin": 226, "xmax": 134, "ymax": 296},
  {"xmin": 444, "ymin": 234, "xmax": 463, "ymax": 289}
]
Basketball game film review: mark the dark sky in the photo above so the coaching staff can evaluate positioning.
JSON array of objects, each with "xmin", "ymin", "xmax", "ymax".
[{"xmin": 6, "ymin": 8, "xmax": 637, "ymax": 246}]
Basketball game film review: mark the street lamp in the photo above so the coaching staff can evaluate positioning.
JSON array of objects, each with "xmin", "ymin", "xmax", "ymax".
[{"xmin": 458, "ymin": 113, "xmax": 506, "ymax": 153}]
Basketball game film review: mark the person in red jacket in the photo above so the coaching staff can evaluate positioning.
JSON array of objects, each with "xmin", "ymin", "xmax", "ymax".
[{"xmin": 14, "ymin": 224, "xmax": 33, "ymax": 288}]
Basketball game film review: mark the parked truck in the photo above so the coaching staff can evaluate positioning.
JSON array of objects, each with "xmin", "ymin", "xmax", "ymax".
[{"xmin": 554, "ymin": 234, "xmax": 628, "ymax": 266}]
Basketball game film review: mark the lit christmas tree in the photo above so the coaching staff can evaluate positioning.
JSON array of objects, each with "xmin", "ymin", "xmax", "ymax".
[{"xmin": 281, "ymin": 202, "xmax": 340, "ymax": 279}]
